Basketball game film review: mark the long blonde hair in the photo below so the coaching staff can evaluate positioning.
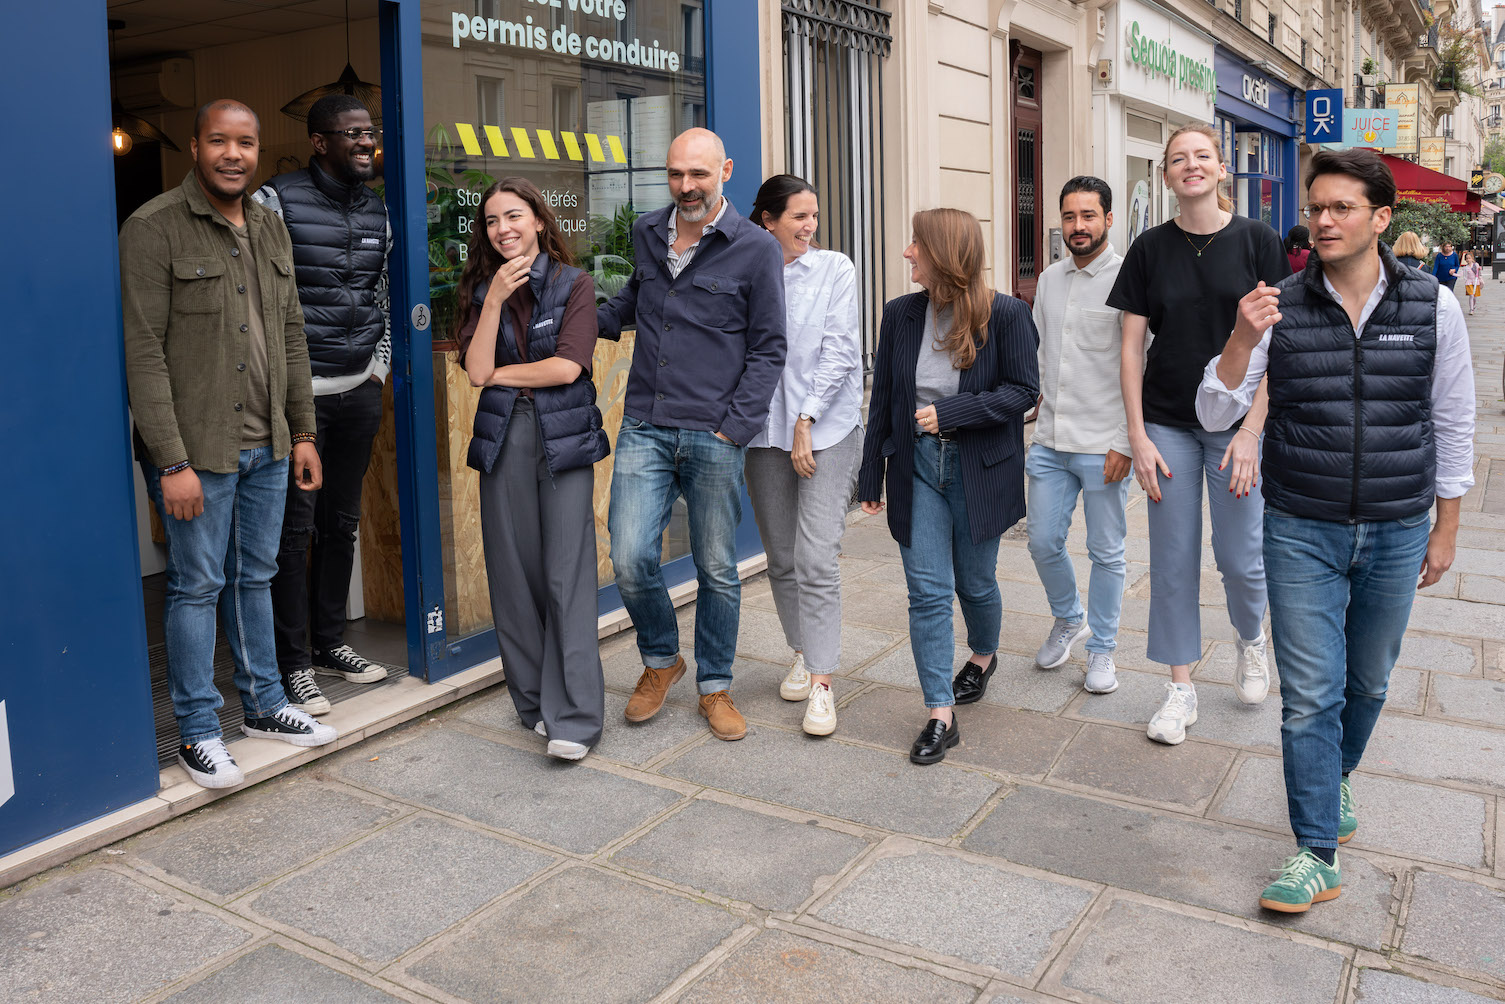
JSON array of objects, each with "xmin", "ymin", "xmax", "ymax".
[
  {"xmin": 1162, "ymin": 123, "xmax": 1234, "ymax": 214},
  {"xmin": 1390, "ymin": 231, "xmax": 1427, "ymax": 258},
  {"xmin": 912, "ymin": 208, "xmax": 992, "ymax": 370}
]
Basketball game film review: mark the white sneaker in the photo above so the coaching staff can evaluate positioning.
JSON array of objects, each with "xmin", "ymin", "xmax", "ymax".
[
  {"xmin": 547, "ymin": 739, "xmax": 589, "ymax": 760},
  {"xmin": 802, "ymin": 682, "xmax": 837, "ymax": 736},
  {"xmin": 534, "ymin": 721, "xmax": 547, "ymax": 737},
  {"xmin": 177, "ymin": 738, "xmax": 245, "ymax": 789},
  {"xmin": 1147, "ymin": 683, "xmax": 1198, "ymax": 745},
  {"xmin": 780, "ymin": 652, "xmax": 811, "ymax": 701},
  {"xmin": 1234, "ymin": 635, "xmax": 1271, "ymax": 705},
  {"xmin": 1084, "ymin": 652, "xmax": 1119, "ymax": 694}
]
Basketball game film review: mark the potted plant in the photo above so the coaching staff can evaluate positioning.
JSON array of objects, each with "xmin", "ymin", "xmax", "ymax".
[{"xmin": 1360, "ymin": 56, "xmax": 1378, "ymax": 87}]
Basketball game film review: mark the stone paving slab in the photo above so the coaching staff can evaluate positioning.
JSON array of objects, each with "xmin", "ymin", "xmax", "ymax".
[
  {"xmin": 1395, "ymin": 634, "xmax": 1481, "ymax": 676},
  {"xmin": 853, "ymin": 643, "xmax": 1080, "ymax": 714},
  {"xmin": 337, "ymin": 726, "xmax": 683, "ymax": 853},
  {"xmin": 1066, "ymin": 669, "xmax": 1283, "ymax": 751},
  {"xmin": 814, "ymin": 844, "xmax": 1094, "ymax": 979},
  {"xmin": 714, "ymin": 657, "xmax": 864, "ymax": 729},
  {"xmin": 453, "ymin": 686, "xmax": 707, "ymax": 766},
  {"xmin": 660, "ymin": 726, "xmax": 1001, "ymax": 838},
  {"xmin": 835, "ymin": 685, "xmax": 1079, "ymax": 779},
  {"xmin": 247, "ymin": 814, "xmax": 554, "ymax": 964},
  {"xmin": 1055, "ymin": 898, "xmax": 1346, "ymax": 1004},
  {"xmin": 732, "ymin": 605, "xmax": 900, "ymax": 674},
  {"xmin": 407, "ymin": 866, "xmax": 743, "ymax": 1004},
  {"xmin": 1212, "ymin": 754, "xmax": 1490, "ymax": 870},
  {"xmin": 0, "ymin": 868, "xmax": 251, "ymax": 1004},
  {"xmin": 1362, "ymin": 716, "xmax": 1505, "ymax": 793},
  {"xmin": 1460, "ymin": 574, "xmax": 1505, "ymax": 606},
  {"xmin": 677, "ymin": 928, "xmax": 979, "ymax": 1003},
  {"xmin": 1353, "ymin": 968, "xmax": 1505, "ymax": 1004},
  {"xmin": 1428, "ymin": 674, "xmax": 1505, "ymax": 727},
  {"xmin": 1400, "ymin": 871, "xmax": 1505, "ymax": 981},
  {"xmin": 1410, "ymin": 596, "xmax": 1505, "ymax": 639},
  {"xmin": 962, "ymin": 785, "xmax": 1398, "ymax": 950},
  {"xmin": 1045, "ymin": 721, "xmax": 1236, "ymax": 810},
  {"xmin": 162, "ymin": 944, "xmax": 407, "ymax": 1003},
  {"xmin": 608, "ymin": 799, "xmax": 869, "ymax": 911},
  {"xmin": 126, "ymin": 777, "xmax": 403, "ymax": 898}
]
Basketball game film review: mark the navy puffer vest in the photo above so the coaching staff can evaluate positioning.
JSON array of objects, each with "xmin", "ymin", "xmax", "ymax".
[
  {"xmin": 1263, "ymin": 242, "xmax": 1438, "ymax": 523},
  {"xmin": 266, "ymin": 160, "xmax": 387, "ymax": 377},
  {"xmin": 466, "ymin": 255, "xmax": 609, "ymax": 475}
]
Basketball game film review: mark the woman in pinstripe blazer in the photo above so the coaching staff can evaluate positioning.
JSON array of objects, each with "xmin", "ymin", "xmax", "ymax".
[{"xmin": 858, "ymin": 208, "xmax": 1040, "ymax": 765}]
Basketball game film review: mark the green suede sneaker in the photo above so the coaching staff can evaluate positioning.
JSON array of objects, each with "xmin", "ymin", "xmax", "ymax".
[
  {"xmin": 1259, "ymin": 848, "xmax": 1341, "ymax": 913},
  {"xmin": 1338, "ymin": 776, "xmax": 1356, "ymax": 844}
]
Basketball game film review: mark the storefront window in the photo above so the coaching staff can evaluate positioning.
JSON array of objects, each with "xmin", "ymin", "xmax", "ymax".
[{"xmin": 412, "ymin": 0, "xmax": 707, "ymax": 638}]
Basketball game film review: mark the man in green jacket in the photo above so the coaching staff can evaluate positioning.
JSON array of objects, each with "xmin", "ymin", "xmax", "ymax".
[{"xmin": 121, "ymin": 99, "xmax": 339, "ymax": 789}]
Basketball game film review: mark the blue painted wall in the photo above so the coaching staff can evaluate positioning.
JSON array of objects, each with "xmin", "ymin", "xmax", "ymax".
[{"xmin": 0, "ymin": 3, "xmax": 160, "ymax": 857}]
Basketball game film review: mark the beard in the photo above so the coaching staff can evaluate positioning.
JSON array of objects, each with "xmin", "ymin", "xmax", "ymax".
[
  {"xmin": 675, "ymin": 177, "xmax": 722, "ymax": 222},
  {"xmin": 1068, "ymin": 229, "xmax": 1108, "ymax": 258}
]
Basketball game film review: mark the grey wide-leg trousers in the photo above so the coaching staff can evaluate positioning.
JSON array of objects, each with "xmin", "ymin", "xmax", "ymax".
[{"xmin": 478, "ymin": 399, "xmax": 604, "ymax": 746}]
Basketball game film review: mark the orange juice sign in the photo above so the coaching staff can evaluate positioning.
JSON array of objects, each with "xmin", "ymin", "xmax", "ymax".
[{"xmin": 1341, "ymin": 108, "xmax": 1397, "ymax": 149}]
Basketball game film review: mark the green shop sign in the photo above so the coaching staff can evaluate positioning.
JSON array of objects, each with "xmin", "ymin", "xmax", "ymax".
[{"xmin": 1126, "ymin": 21, "xmax": 1217, "ymax": 98}]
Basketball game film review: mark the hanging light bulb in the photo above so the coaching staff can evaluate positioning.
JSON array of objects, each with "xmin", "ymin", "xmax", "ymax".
[{"xmin": 112, "ymin": 126, "xmax": 133, "ymax": 156}]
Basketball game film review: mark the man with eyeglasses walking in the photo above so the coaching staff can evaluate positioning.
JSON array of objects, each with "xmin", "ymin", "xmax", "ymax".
[
  {"xmin": 1198, "ymin": 149, "xmax": 1475, "ymax": 915},
  {"xmin": 256, "ymin": 94, "xmax": 393, "ymax": 715}
]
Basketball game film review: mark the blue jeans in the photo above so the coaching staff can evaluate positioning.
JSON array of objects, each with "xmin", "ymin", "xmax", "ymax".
[
  {"xmin": 145, "ymin": 448, "xmax": 291, "ymax": 744},
  {"xmin": 608, "ymin": 418, "xmax": 746, "ymax": 694},
  {"xmin": 1264, "ymin": 506, "xmax": 1431, "ymax": 850},
  {"xmin": 1144, "ymin": 422, "xmax": 1267, "ymax": 665},
  {"xmin": 1025, "ymin": 444, "xmax": 1129, "ymax": 654},
  {"xmin": 899, "ymin": 434, "xmax": 1002, "ymax": 707}
]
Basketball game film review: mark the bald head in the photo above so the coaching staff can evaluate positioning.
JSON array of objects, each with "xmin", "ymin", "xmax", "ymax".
[
  {"xmin": 666, "ymin": 128, "xmax": 732, "ymax": 223},
  {"xmin": 193, "ymin": 99, "xmax": 260, "ymax": 141}
]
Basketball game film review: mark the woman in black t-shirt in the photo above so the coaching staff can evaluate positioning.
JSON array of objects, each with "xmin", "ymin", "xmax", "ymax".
[{"xmin": 1106, "ymin": 123, "xmax": 1289, "ymax": 746}]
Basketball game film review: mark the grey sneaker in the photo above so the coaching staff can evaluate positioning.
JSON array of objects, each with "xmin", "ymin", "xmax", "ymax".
[
  {"xmin": 547, "ymin": 739, "xmax": 589, "ymax": 760},
  {"xmin": 1084, "ymin": 652, "xmax": 1119, "ymax": 694},
  {"xmin": 1036, "ymin": 618, "xmax": 1091, "ymax": 669},
  {"xmin": 1147, "ymin": 683, "xmax": 1198, "ymax": 745},
  {"xmin": 1234, "ymin": 635, "xmax": 1271, "ymax": 705},
  {"xmin": 534, "ymin": 721, "xmax": 547, "ymax": 737}
]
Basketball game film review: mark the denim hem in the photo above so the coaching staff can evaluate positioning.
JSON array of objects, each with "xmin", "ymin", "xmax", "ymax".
[
  {"xmin": 923, "ymin": 700, "xmax": 956, "ymax": 709},
  {"xmin": 642, "ymin": 655, "xmax": 682, "ymax": 670},
  {"xmin": 697, "ymin": 681, "xmax": 731, "ymax": 695},
  {"xmin": 1085, "ymin": 640, "xmax": 1118, "ymax": 654},
  {"xmin": 179, "ymin": 729, "xmax": 224, "ymax": 746},
  {"xmin": 245, "ymin": 697, "xmax": 289, "ymax": 721},
  {"xmin": 804, "ymin": 661, "xmax": 839, "ymax": 675},
  {"xmin": 1297, "ymin": 837, "xmax": 1340, "ymax": 850}
]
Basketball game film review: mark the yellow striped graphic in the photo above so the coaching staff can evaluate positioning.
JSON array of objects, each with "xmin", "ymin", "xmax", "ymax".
[
  {"xmin": 584, "ymin": 133, "xmax": 606, "ymax": 162},
  {"xmin": 482, "ymin": 125, "xmax": 509, "ymax": 157},
  {"xmin": 607, "ymin": 135, "xmax": 627, "ymax": 164},
  {"xmin": 560, "ymin": 131, "xmax": 583, "ymax": 160},
  {"xmin": 536, "ymin": 129, "xmax": 560, "ymax": 160},
  {"xmin": 510, "ymin": 127, "xmax": 535, "ymax": 159},
  {"xmin": 455, "ymin": 123, "xmax": 483, "ymax": 157}
]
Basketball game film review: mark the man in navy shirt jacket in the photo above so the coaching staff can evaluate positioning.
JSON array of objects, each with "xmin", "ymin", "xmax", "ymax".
[{"xmin": 598, "ymin": 127, "xmax": 787, "ymax": 743}]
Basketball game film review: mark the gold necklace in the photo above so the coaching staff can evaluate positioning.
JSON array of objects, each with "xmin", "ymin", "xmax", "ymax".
[{"xmin": 1179, "ymin": 214, "xmax": 1227, "ymax": 258}]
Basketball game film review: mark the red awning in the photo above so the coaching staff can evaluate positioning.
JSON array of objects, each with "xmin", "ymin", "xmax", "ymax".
[{"xmin": 1379, "ymin": 154, "xmax": 1481, "ymax": 213}]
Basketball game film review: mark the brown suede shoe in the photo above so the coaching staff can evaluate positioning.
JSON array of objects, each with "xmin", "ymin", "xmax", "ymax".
[
  {"xmin": 624, "ymin": 656, "xmax": 686, "ymax": 722},
  {"xmin": 698, "ymin": 691, "xmax": 747, "ymax": 741}
]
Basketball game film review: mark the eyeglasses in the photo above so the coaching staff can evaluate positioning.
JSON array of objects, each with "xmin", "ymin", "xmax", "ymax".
[
  {"xmin": 1301, "ymin": 201, "xmax": 1380, "ymax": 222},
  {"xmin": 316, "ymin": 127, "xmax": 381, "ymax": 142}
]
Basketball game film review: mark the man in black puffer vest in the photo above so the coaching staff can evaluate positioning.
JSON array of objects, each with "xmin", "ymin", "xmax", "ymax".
[
  {"xmin": 1199, "ymin": 149, "xmax": 1476, "ymax": 915},
  {"xmin": 255, "ymin": 95, "xmax": 393, "ymax": 715}
]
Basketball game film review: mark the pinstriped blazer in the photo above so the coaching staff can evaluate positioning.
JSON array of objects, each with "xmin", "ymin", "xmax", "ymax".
[{"xmin": 858, "ymin": 291, "xmax": 1040, "ymax": 548}]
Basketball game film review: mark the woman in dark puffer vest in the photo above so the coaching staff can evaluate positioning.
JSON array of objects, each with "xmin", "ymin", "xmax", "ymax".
[{"xmin": 454, "ymin": 177, "xmax": 609, "ymax": 761}]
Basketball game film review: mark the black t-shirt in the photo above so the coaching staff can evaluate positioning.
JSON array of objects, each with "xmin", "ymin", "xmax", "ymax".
[{"xmin": 1107, "ymin": 214, "xmax": 1290, "ymax": 427}]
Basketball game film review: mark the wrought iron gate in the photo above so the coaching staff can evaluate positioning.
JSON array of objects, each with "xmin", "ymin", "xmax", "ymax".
[{"xmin": 782, "ymin": 0, "xmax": 892, "ymax": 371}]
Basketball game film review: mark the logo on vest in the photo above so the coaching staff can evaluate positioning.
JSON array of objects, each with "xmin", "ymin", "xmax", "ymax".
[
  {"xmin": 533, "ymin": 317, "xmax": 556, "ymax": 329},
  {"xmin": 1376, "ymin": 333, "xmax": 1414, "ymax": 342},
  {"xmin": 361, "ymin": 237, "xmax": 381, "ymax": 245}
]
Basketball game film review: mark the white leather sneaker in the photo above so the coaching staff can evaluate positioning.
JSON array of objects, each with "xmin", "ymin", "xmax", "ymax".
[
  {"xmin": 1147, "ymin": 683, "xmax": 1198, "ymax": 745},
  {"xmin": 802, "ymin": 682, "xmax": 837, "ymax": 736},
  {"xmin": 1234, "ymin": 635, "xmax": 1271, "ymax": 705},
  {"xmin": 780, "ymin": 652, "xmax": 812, "ymax": 701}
]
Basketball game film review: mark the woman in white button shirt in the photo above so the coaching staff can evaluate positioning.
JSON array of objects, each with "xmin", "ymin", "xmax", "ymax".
[{"xmin": 744, "ymin": 174, "xmax": 864, "ymax": 737}]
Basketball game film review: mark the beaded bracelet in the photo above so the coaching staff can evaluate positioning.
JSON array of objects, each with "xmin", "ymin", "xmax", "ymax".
[
  {"xmin": 292, "ymin": 432, "xmax": 317, "ymax": 445},
  {"xmin": 1236, "ymin": 426, "xmax": 1261, "ymax": 441},
  {"xmin": 160, "ymin": 460, "xmax": 192, "ymax": 475}
]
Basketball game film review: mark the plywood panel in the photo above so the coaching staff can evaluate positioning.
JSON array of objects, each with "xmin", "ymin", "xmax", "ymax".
[{"xmin": 359, "ymin": 379, "xmax": 404, "ymax": 623}]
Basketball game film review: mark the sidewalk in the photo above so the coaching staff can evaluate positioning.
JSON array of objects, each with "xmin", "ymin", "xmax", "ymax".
[{"xmin": 4, "ymin": 293, "xmax": 1504, "ymax": 1003}]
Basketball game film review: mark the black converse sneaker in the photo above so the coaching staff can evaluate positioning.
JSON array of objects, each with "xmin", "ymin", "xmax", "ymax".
[
  {"xmin": 242, "ymin": 705, "xmax": 339, "ymax": 747},
  {"xmin": 178, "ymin": 738, "xmax": 245, "ymax": 789},
  {"xmin": 313, "ymin": 644, "xmax": 388, "ymax": 684},
  {"xmin": 285, "ymin": 668, "xmax": 332, "ymax": 715}
]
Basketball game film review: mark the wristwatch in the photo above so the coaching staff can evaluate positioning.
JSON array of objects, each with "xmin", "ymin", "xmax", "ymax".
[{"xmin": 798, "ymin": 413, "xmax": 815, "ymax": 424}]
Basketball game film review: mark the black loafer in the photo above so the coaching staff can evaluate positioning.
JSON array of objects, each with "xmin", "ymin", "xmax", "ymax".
[
  {"xmin": 952, "ymin": 654, "xmax": 998, "ymax": 705},
  {"xmin": 909, "ymin": 716, "xmax": 960, "ymax": 765}
]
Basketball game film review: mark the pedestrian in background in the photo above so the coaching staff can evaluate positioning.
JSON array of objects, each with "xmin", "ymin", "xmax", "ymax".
[
  {"xmin": 1107, "ymin": 122, "xmax": 1288, "ymax": 746},
  {"xmin": 858, "ymin": 208, "xmax": 1039, "ymax": 766},
  {"xmin": 1460, "ymin": 250, "xmax": 1482, "ymax": 314},
  {"xmin": 1391, "ymin": 230, "xmax": 1427, "ymax": 269},
  {"xmin": 1199, "ymin": 148, "xmax": 1474, "ymax": 914},
  {"xmin": 744, "ymin": 174, "xmax": 863, "ymax": 737},
  {"xmin": 1431, "ymin": 239, "xmax": 1459, "ymax": 290},
  {"xmin": 454, "ymin": 177, "xmax": 608, "ymax": 762},
  {"xmin": 1285, "ymin": 225, "xmax": 1311, "ymax": 274},
  {"xmin": 1026, "ymin": 176, "xmax": 1131, "ymax": 696}
]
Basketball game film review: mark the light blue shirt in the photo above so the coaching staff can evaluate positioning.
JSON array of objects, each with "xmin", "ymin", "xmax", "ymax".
[{"xmin": 748, "ymin": 247, "xmax": 863, "ymax": 451}]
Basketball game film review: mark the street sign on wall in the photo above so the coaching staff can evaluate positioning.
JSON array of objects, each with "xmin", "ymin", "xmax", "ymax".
[
  {"xmin": 1419, "ymin": 136, "xmax": 1446, "ymax": 172},
  {"xmin": 1384, "ymin": 83, "xmax": 1420, "ymax": 154},
  {"xmin": 1304, "ymin": 88, "xmax": 1342, "ymax": 143},
  {"xmin": 1340, "ymin": 108, "xmax": 1398, "ymax": 148}
]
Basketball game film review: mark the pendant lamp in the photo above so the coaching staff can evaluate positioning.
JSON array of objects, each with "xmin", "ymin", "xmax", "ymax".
[
  {"xmin": 280, "ymin": 0, "xmax": 381, "ymax": 124},
  {"xmin": 109, "ymin": 20, "xmax": 180, "ymax": 155}
]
